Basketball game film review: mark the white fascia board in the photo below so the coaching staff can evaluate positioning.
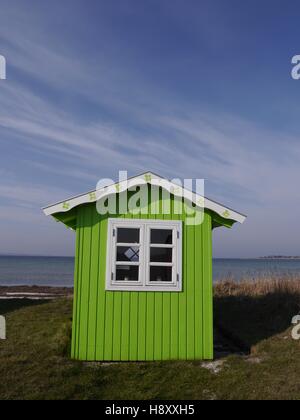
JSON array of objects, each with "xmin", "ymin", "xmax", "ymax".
[{"xmin": 42, "ymin": 172, "xmax": 247, "ymax": 224}]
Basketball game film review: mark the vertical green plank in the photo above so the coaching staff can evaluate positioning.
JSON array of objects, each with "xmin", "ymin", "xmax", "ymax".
[
  {"xmin": 74, "ymin": 210, "xmax": 82, "ymax": 359},
  {"xmin": 137, "ymin": 292, "xmax": 146, "ymax": 360},
  {"xmin": 104, "ymin": 290, "xmax": 114, "ymax": 360},
  {"xmin": 112, "ymin": 292, "xmax": 122, "ymax": 360},
  {"xmin": 194, "ymin": 220, "xmax": 203, "ymax": 359},
  {"xmin": 71, "ymin": 210, "xmax": 80, "ymax": 359},
  {"xmin": 77, "ymin": 209, "xmax": 85, "ymax": 359},
  {"xmin": 121, "ymin": 292, "xmax": 130, "ymax": 360},
  {"xmin": 95, "ymin": 216, "xmax": 107, "ymax": 360},
  {"xmin": 203, "ymin": 213, "xmax": 213, "ymax": 359},
  {"xmin": 162, "ymin": 293, "xmax": 171, "ymax": 360},
  {"xmin": 170, "ymin": 196, "xmax": 179, "ymax": 360},
  {"xmin": 146, "ymin": 292, "xmax": 155, "ymax": 360},
  {"xmin": 154, "ymin": 293, "xmax": 163, "ymax": 360},
  {"xmin": 86, "ymin": 207, "xmax": 99, "ymax": 360},
  {"xmin": 104, "ymin": 208, "xmax": 115, "ymax": 360},
  {"xmin": 78, "ymin": 206, "xmax": 92, "ymax": 360},
  {"xmin": 110, "ymin": 205, "xmax": 122, "ymax": 361},
  {"xmin": 186, "ymin": 220, "xmax": 195, "ymax": 360},
  {"xmin": 129, "ymin": 293, "xmax": 139, "ymax": 360},
  {"xmin": 170, "ymin": 291, "xmax": 179, "ymax": 360},
  {"xmin": 178, "ymin": 207, "xmax": 187, "ymax": 359}
]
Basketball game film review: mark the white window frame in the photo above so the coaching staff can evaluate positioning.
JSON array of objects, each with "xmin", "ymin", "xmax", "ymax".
[{"xmin": 106, "ymin": 218, "xmax": 182, "ymax": 292}]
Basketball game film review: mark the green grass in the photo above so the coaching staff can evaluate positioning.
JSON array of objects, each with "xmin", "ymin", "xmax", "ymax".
[{"xmin": 0, "ymin": 280, "xmax": 300, "ymax": 400}]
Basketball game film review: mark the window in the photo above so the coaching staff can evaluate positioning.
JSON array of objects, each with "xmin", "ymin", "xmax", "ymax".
[{"xmin": 106, "ymin": 219, "xmax": 182, "ymax": 291}]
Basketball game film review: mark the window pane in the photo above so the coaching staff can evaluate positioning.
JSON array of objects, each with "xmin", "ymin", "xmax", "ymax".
[
  {"xmin": 117, "ymin": 228, "xmax": 140, "ymax": 244},
  {"xmin": 150, "ymin": 248, "xmax": 172, "ymax": 263},
  {"xmin": 117, "ymin": 246, "xmax": 139, "ymax": 262},
  {"xmin": 116, "ymin": 265, "xmax": 139, "ymax": 282},
  {"xmin": 151, "ymin": 229, "xmax": 173, "ymax": 245},
  {"xmin": 150, "ymin": 266, "xmax": 172, "ymax": 282}
]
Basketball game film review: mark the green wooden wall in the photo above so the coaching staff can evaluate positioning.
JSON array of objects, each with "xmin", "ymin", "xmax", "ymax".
[{"xmin": 71, "ymin": 193, "xmax": 213, "ymax": 361}]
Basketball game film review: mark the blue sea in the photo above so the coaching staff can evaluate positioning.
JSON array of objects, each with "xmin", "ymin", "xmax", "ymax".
[{"xmin": 0, "ymin": 256, "xmax": 300, "ymax": 287}]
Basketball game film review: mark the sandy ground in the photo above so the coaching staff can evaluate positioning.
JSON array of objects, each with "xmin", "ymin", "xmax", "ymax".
[{"xmin": 0, "ymin": 286, "xmax": 73, "ymax": 300}]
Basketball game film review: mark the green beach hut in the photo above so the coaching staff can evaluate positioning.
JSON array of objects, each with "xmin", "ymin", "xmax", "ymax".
[{"xmin": 43, "ymin": 172, "xmax": 246, "ymax": 361}]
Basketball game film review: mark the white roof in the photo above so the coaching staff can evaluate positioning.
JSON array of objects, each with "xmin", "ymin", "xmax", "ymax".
[{"xmin": 43, "ymin": 172, "xmax": 246, "ymax": 224}]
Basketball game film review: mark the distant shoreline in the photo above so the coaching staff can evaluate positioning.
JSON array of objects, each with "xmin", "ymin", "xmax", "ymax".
[
  {"xmin": 0, "ymin": 285, "xmax": 73, "ymax": 300},
  {"xmin": 1, "ymin": 255, "xmax": 300, "ymax": 260},
  {"xmin": 0, "ymin": 255, "xmax": 74, "ymax": 258},
  {"xmin": 259, "ymin": 257, "xmax": 300, "ymax": 260}
]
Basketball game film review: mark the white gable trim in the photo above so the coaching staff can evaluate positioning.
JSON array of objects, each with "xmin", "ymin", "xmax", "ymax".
[{"xmin": 42, "ymin": 172, "xmax": 246, "ymax": 224}]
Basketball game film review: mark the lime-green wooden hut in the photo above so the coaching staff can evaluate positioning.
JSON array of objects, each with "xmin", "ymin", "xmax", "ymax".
[{"xmin": 43, "ymin": 172, "xmax": 246, "ymax": 361}]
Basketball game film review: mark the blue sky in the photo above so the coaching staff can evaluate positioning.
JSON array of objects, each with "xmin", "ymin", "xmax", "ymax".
[{"xmin": 0, "ymin": 0, "xmax": 300, "ymax": 257}]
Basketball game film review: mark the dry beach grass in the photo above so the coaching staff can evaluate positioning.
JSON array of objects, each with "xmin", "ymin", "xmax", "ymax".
[{"xmin": 215, "ymin": 276, "xmax": 300, "ymax": 297}]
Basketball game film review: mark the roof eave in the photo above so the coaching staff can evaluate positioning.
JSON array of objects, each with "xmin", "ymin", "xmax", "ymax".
[{"xmin": 42, "ymin": 172, "xmax": 247, "ymax": 226}]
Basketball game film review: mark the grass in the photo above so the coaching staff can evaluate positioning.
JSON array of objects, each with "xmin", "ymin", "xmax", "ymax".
[
  {"xmin": 0, "ymin": 278, "xmax": 299, "ymax": 400},
  {"xmin": 214, "ymin": 278, "xmax": 300, "ymax": 350}
]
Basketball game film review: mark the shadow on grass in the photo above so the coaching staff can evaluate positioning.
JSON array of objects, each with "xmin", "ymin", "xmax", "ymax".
[
  {"xmin": 214, "ymin": 291, "xmax": 300, "ymax": 351},
  {"xmin": 0, "ymin": 299, "xmax": 50, "ymax": 315}
]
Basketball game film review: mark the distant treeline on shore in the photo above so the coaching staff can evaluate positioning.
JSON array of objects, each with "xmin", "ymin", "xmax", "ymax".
[{"xmin": 260, "ymin": 256, "xmax": 300, "ymax": 260}]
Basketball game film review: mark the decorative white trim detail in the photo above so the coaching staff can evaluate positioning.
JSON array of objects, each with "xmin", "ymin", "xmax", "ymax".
[
  {"xmin": 42, "ymin": 172, "xmax": 246, "ymax": 224},
  {"xmin": 106, "ymin": 218, "xmax": 182, "ymax": 292}
]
